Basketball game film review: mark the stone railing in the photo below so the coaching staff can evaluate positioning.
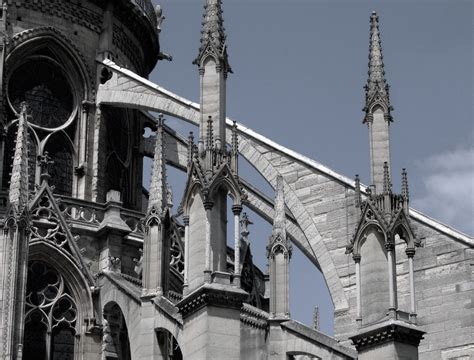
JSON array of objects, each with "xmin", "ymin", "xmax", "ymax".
[
  {"xmin": 120, "ymin": 208, "xmax": 146, "ymax": 236},
  {"xmin": 58, "ymin": 196, "xmax": 146, "ymax": 238},
  {"xmin": 58, "ymin": 196, "xmax": 104, "ymax": 227}
]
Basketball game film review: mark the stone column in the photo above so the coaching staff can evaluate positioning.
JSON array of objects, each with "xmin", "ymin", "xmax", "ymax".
[
  {"xmin": 0, "ymin": 128, "xmax": 5, "ymax": 188},
  {"xmin": 406, "ymin": 248, "xmax": 417, "ymax": 323},
  {"xmin": 0, "ymin": 221, "xmax": 30, "ymax": 359},
  {"xmin": 91, "ymin": 105, "xmax": 103, "ymax": 202},
  {"xmin": 386, "ymin": 242, "xmax": 396, "ymax": 318},
  {"xmin": 75, "ymin": 101, "xmax": 93, "ymax": 199},
  {"xmin": 204, "ymin": 201, "xmax": 213, "ymax": 283},
  {"xmin": 354, "ymin": 254, "xmax": 362, "ymax": 327},
  {"xmin": 232, "ymin": 204, "xmax": 242, "ymax": 286},
  {"xmin": 183, "ymin": 215, "xmax": 189, "ymax": 293}
]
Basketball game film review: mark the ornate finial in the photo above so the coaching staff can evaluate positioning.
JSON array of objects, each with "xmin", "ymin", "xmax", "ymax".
[
  {"xmin": 382, "ymin": 162, "xmax": 391, "ymax": 194},
  {"xmin": 355, "ymin": 174, "xmax": 362, "ymax": 208},
  {"xmin": 401, "ymin": 168, "xmax": 409, "ymax": 201},
  {"xmin": 206, "ymin": 115, "xmax": 213, "ymax": 150},
  {"xmin": 231, "ymin": 120, "xmax": 238, "ymax": 153},
  {"xmin": 269, "ymin": 175, "xmax": 291, "ymax": 259},
  {"xmin": 313, "ymin": 306, "xmax": 320, "ymax": 331},
  {"xmin": 147, "ymin": 114, "xmax": 168, "ymax": 215},
  {"xmin": 38, "ymin": 151, "xmax": 54, "ymax": 185},
  {"xmin": 187, "ymin": 131, "xmax": 194, "ymax": 170},
  {"xmin": 194, "ymin": 0, "xmax": 232, "ymax": 75},
  {"xmin": 8, "ymin": 102, "xmax": 30, "ymax": 212},
  {"xmin": 401, "ymin": 168, "xmax": 409, "ymax": 214},
  {"xmin": 363, "ymin": 11, "xmax": 393, "ymax": 123}
]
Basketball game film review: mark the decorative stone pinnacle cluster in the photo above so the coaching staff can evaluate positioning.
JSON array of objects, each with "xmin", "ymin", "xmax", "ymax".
[
  {"xmin": 194, "ymin": 0, "xmax": 232, "ymax": 75},
  {"xmin": 363, "ymin": 11, "xmax": 393, "ymax": 123}
]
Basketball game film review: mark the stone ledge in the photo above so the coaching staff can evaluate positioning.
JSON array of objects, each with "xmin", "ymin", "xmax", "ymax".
[
  {"xmin": 176, "ymin": 283, "xmax": 248, "ymax": 319},
  {"xmin": 282, "ymin": 320, "xmax": 358, "ymax": 359},
  {"xmin": 349, "ymin": 319, "xmax": 425, "ymax": 352}
]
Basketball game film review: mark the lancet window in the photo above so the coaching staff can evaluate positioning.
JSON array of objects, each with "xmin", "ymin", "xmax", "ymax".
[{"xmin": 23, "ymin": 261, "xmax": 78, "ymax": 360}]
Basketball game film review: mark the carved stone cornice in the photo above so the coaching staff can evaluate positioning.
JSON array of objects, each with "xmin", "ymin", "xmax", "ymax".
[
  {"xmin": 240, "ymin": 305, "xmax": 268, "ymax": 330},
  {"xmin": 177, "ymin": 284, "xmax": 247, "ymax": 319},
  {"xmin": 350, "ymin": 321, "xmax": 425, "ymax": 351}
]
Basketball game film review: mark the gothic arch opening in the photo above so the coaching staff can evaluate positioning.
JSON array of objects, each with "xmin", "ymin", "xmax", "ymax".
[
  {"xmin": 102, "ymin": 302, "xmax": 131, "ymax": 360},
  {"xmin": 23, "ymin": 261, "xmax": 78, "ymax": 360},
  {"xmin": 156, "ymin": 328, "xmax": 183, "ymax": 360},
  {"xmin": 3, "ymin": 32, "xmax": 88, "ymax": 196},
  {"xmin": 44, "ymin": 132, "xmax": 75, "ymax": 196}
]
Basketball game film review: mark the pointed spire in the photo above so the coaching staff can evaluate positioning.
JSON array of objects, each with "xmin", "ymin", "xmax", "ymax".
[
  {"xmin": 383, "ymin": 161, "xmax": 391, "ymax": 194},
  {"xmin": 231, "ymin": 120, "xmax": 238, "ymax": 153},
  {"xmin": 355, "ymin": 174, "xmax": 362, "ymax": 207},
  {"xmin": 401, "ymin": 168, "xmax": 409, "ymax": 200},
  {"xmin": 401, "ymin": 168, "xmax": 409, "ymax": 214},
  {"xmin": 8, "ymin": 102, "xmax": 29, "ymax": 213},
  {"xmin": 363, "ymin": 11, "xmax": 393, "ymax": 123},
  {"xmin": 187, "ymin": 131, "xmax": 194, "ymax": 172},
  {"xmin": 147, "ymin": 114, "xmax": 167, "ymax": 215},
  {"xmin": 231, "ymin": 120, "xmax": 239, "ymax": 174},
  {"xmin": 194, "ymin": 0, "xmax": 232, "ymax": 75}
]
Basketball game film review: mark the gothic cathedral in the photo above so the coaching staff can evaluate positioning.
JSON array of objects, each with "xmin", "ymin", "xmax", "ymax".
[{"xmin": 0, "ymin": 1, "xmax": 471, "ymax": 360}]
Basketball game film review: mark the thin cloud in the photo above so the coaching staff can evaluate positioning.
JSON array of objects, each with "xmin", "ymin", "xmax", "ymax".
[{"xmin": 413, "ymin": 146, "xmax": 474, "ymax": 236}]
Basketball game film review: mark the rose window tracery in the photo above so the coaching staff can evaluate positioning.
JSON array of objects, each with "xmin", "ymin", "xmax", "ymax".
[
  {"xmin": 4, "ymin": 51, "xmax": 79, "ymax": 197},
  {"xmin": 23, "ymin": 261, "xmax": 77, "ymax": 360},
  {"xmin": 8, "ymin": 58, "xmax": 74, "ymax": 129}
]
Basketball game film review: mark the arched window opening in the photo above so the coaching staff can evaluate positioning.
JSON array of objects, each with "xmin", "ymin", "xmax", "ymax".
[
  {"xmin": 156, "ymin": 329, "xmax": 182, "ymax": 360},
  {"xmin": 44, "ymin": 133, "xmax": 74, "ymax": 196},
  {"xmin": 8, "ymin": 58, "xmax": 74, "ymax": 129},
  {"xmin": 103, "ymin": 303, "xmax": 131, "ymax": 360},
  {"xmin": 23, "ymin": 261, "xmax": 78, "ymax": 360}
]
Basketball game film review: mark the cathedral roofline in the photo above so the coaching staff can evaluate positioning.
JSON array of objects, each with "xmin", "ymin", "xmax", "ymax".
[{"xmin": 98, "ymin": 59, "xmax": 474, "ymax": 247}]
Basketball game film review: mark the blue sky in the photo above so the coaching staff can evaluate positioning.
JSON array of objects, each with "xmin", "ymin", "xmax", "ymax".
[{"xmin": 146, "ymin": 0, "xmax": 473, "ymax": 335}]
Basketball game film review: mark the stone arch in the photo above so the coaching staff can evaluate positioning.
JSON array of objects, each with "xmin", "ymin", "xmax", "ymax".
[
  {"xmin": 43, "ymin": 131, "xmax": 76, "ymax": 197},
  {"xmin": 98, "ymin": 278, "xmax": 142, "ymax": 358},
  {"xmin": 27, "ymin": 242, "xmax": 95, "ymax": 359},
  {"xmin": 7, "ymin": 26, "xmax": 94, "ymax": 98},
  {"xmin": 103, "ymin": 301, "xmax": 132, "ymax": 360},
  {"xmin": 155, "ymin": 327, "xmax": 183, "ymax": 360},
  {"xmin": 28, "ymin": 242, "xmax": 94, "ymax": 322},
  {"xmin": 285, "ymin": 336, "xmax": 332, "ymax": 359}
]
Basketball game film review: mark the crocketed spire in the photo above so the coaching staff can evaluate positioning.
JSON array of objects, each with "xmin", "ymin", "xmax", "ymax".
[
  {"xmin": 363, "ymin": 11, "xmax": 393, "ymax": 123},
  {"xmin": 194, "ymin": 0, "xmax": 232, "ymax": 75},
  {"xmin": 147, "ymin": 114, "xmax": 167, "ymax": 216},
  {"xmin": 8, "ymin": 102, "xmax": 29, "ymax": 213}
]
